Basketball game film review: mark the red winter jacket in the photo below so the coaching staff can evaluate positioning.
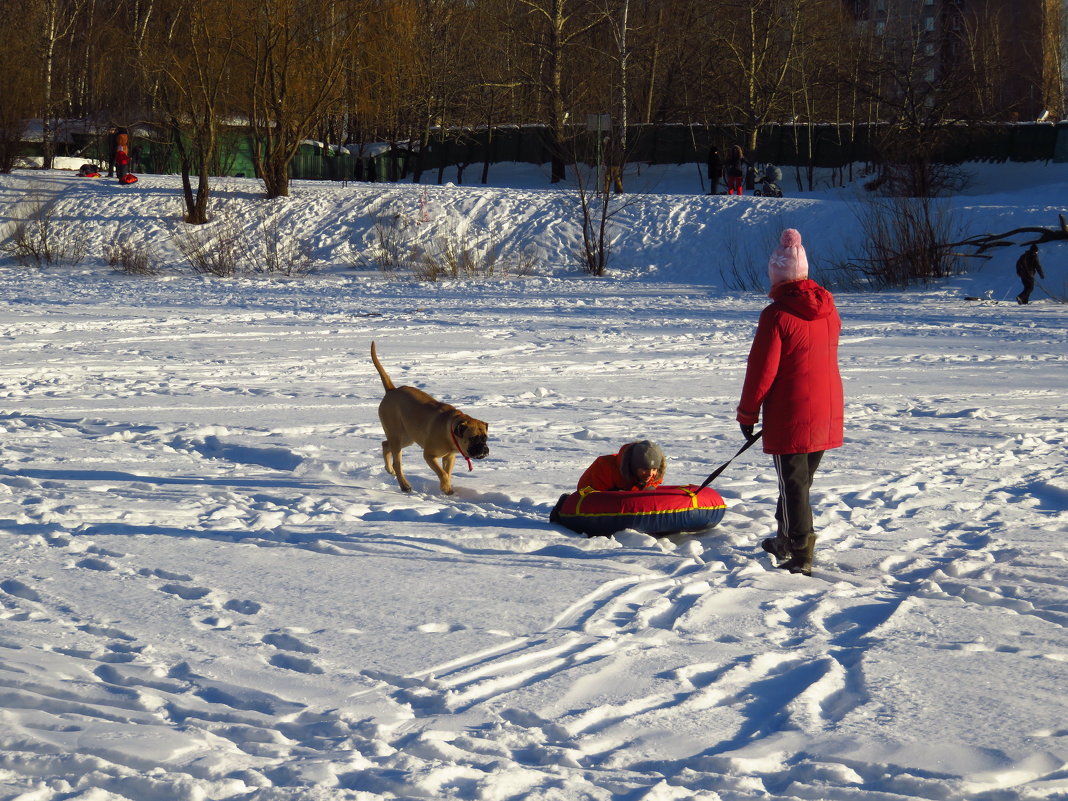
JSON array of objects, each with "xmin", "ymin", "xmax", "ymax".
[{"xmin": 736, "ymin": 279, "xmax": 844, "ymax": 455}]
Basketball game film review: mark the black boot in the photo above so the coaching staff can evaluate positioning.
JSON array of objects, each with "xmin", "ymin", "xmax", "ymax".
[
  {"xmin": 777, "ymin": 535, "xmax": 815, "ymax": 577},
  {"xmin": 761, "ymin": 536, "xmax": 790, "ymax": 563}
]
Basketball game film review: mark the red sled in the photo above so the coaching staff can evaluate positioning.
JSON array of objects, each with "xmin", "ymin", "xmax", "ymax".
[
  {"xmin": 550, "ymin": 484, "xmax": 726, "ymax": 537},
  {"xmin": 120, "ymin": 173, "xmax": 139, "ymax": 184}
]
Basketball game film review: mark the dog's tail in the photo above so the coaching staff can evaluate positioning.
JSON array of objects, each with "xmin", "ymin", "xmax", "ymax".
[{"xmin": 370, "ymin": 341, "xmax": 395, "ymax": 391}]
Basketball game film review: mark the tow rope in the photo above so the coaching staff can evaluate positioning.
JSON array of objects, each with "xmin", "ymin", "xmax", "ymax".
[{"xmin": 697, "ymin": 430, "xmax": 763, "ymax": 490}]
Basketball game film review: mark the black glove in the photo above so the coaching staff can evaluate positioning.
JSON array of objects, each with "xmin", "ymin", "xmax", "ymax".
[{"xmin": 740, "ymin": 423, "xmax": 755, "ymax": 440}]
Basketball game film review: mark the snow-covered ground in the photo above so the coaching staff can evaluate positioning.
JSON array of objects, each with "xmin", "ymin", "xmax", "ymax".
[{"xmin": 0, "ymin": 160, "xmax": 1066, "ymax": 801}]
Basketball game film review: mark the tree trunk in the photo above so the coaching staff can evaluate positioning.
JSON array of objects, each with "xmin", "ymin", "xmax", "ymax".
[
  {"xmin": 172, "ymin": 125, "xmax": 200, "ymax": 223},
  {"xmin": 547, "ymin": 0, "xmax": 567, "ymax": 183},
  {"xmin": 262, "ymin": 157, "xmax": 290, "ymax": 199},
  {"xmin": 41, "ymin": 0, "xmax": 59, "ymax": 169},
  {"xmin": 611, "ymin": 0, "xmax": 629, "ymax": 194}
]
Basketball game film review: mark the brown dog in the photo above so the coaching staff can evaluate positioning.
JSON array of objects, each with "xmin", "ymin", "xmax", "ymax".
[{"xmin": 371, "ymin": 341, "xmax": 489, "ymax": 494}]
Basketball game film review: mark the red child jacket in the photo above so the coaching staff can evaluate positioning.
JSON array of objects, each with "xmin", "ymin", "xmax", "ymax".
[
  {"xmin": 737, "ymin": 279, "xmax": 844, "ymax": 455},
  {"xmin": 578, "ymin": 445, "xmax": 665, "ymax": 491}
]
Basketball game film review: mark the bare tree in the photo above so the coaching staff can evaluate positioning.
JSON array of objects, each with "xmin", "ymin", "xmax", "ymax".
[
  {"xmin": 850, "ymin": 2, "xmax": 981, "ymax": 196},
  {"xmin": 0, "ymin": 9, "xmax": 40, "ymax": 172},
  {"xmin": 240, "ymin": 0, "xmax": 361, "ymax": 198},
  {"xmin": 126, "ymin": 0, "xmax": 171, "ymax": 116},
  {"xmin": 513, "ymin": 0, "xmax": 606, "ymax": 182},
  {"xmin": 1039, "ymin": 0, "xmax": 1064, "ymax": 119},
  {"xmin": 713, "ymin": 0, "xmax": 806, "ymax": 153},
  {"xmin": 953, "ymin": 3, "xmax": 1012, "ymax": 118},
  {"xmin": 341, "ymin": 1, "xmax": 415, "ymax": 152},
  {"xmin": 158, "ymin": 0, "xmax": 239, "ymax": 223},
  {"xmin": 592, "ymin": 0, "xmax": 628, "ymax": 193},
  {"xmin": 1055, "ymin": 0, "xmax": 1068, "ymax": 119},
  {"xmin": 32, "ymin": 0, "xmax": 90, "ymax": 168},
  {"xmin": 784, "ymin": 0, "xmax": 852, "ymax": 190},
  {"xmin": 406, "ymin": 0, "xmax": 481, "ymax": 184}
]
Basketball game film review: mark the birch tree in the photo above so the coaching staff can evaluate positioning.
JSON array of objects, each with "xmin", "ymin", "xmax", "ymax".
[
  {"xmin": 34, "ymin": 0, "xmax": 89, "ymax": 168},
  {"xmin": 240, "ymin": 0, "xmax": 361, "ymax": 198},
  {"xmin": 514, "ymin": 0, "xmax": 606, "ymax": 182},
  {"xmin": 714, "ymin": 0, "xmax": 809, "ymax": 153},
  {"xmin": 158, "ymin": 0, "xmax": 239, "ymax": 223}
]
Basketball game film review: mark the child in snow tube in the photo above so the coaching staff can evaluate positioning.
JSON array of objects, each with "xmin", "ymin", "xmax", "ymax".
[
  {"xmin": 577, "ymin": 440, "xmax": 666, "ymax": 492},
  {"xmin": 550, "ymin": 440, "xmax": 725, "ymax": 537}
]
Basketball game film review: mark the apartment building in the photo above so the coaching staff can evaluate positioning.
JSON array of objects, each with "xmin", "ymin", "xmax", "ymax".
[{"xmin": 848, "ymin": 0, "xmax": 1065, "ymax": 119}]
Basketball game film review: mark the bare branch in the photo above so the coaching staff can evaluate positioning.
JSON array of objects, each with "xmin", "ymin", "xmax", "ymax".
[{"xmin": 946, "ymin": 214, "xmax": 1068, "ymax": 253}]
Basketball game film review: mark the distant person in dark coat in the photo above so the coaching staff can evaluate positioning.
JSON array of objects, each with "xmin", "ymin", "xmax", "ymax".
[
  {"xmin": 706, "ymin": 146, "xmax": 723, "ymax": 195},
  {"xmin": 1015, "ymin": 244, "xmax": 1044, "ymax": 304},
  {"xmin": 725, "ymin": 145, "xmax": 748, "ymax": 195},
  {"xmin": 105, "ymin": 127, "xmax": 117, "ymax": 177}
]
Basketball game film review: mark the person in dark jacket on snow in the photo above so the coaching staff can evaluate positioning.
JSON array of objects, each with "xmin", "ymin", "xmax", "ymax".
[
  {"xmin": 707, "ymin": 146, "xmax": 723, "ymax": 195},
  {"xmin": 578, "ymin": 440, "xmax": 666, "ymax": 492},
  {"xmin": 736, "ymin": 228, "xmax": 843, "ymax": 576},
  {"xmin": 1015, "ymin": 244, "xmax": 1044, "ymax": 304}
]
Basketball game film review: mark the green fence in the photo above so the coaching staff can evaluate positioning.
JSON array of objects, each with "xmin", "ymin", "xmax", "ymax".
[{"xmin": 61, "ymin": 121, "xmax": 1068, "ymax": 183}]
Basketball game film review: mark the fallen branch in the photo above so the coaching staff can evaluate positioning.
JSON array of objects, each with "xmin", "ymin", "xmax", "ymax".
[{"xmin": 946, "ymin": 213, "xmax": 1068, "ymax": 253}]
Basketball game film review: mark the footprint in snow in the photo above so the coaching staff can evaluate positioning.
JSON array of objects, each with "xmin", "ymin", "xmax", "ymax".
[
  {"xmin": 75, "ymin": 557, "xmax": 116, "ymax": 571},
  {"xmin": 78, "ymin": 623, "xmax": 135, "ymax": 641},
  {"xmin": 1, "ymin": 579, "xmax": 41, "ymax": 602},
  {"xmin": 269, "ymin": 653, "xmax": 324, "ymax": 674},
  {"xmin": 139, "ymin": 567, "xmax": 193, "ymax": 581},
  {"xmin": 263, "ymin": 631, "xmax": 320, "ymax": 654},
  {"xmin": 224, "ymin": 598, "xmax": 262, "ymax": 615},
  {"xmin": 87, "ymin": 545, "xmax": 124, "ymax": 558},
  {"xmin": 159, "ymin": 583, "xmax": 212, "ymax": 601},
  {"xmin": 198, "ymin": 615, "xmax": 233, "ymax": 630}
]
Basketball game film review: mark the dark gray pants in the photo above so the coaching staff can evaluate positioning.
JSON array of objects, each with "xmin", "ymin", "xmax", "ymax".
[
  {"xmin": 1017, "ymin": 275, "xmax": 1035, "ymax": 304},
  {"xmin": 773, "ymin": 451, "xmax": 824, "ymax": 545}
]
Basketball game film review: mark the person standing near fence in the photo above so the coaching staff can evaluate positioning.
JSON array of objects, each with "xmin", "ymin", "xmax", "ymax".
[
  {"xmin": 707, "ymin": 146, "xmax": 723, "ymax": 195},
  {"xmin": 105, "ymin": 127, "xmax": 118, "ymax": 177},
  {"xmin": 114, "ymin": 128, "xmax": 129, "ymax": 182},
  {"xmin": 725, "ymin": 145, "xmax": 748, "ymax": 196}
]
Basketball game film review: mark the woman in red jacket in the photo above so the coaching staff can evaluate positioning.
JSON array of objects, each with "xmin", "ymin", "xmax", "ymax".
[
  {"xmin": 724, "ymin": 144, "xmax": 748, "ymax": 195},
  {"xmin": 736, "ymin": 228, "xmax": 843, "ymax": 576},
  {"xmin": 578, "ymin": 440, "xmax": 666, "ymax": 491}
]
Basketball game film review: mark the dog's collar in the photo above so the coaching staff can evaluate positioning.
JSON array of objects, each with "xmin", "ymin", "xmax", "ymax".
[{"xmin": 451, "ymin": 425, "xmax": 474, "ymax": 472}]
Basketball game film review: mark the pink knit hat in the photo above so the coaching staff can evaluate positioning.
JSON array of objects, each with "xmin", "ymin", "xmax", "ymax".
[{"xmin": 768, "ymin": 228, "xmax": 809, "ymax": 286}]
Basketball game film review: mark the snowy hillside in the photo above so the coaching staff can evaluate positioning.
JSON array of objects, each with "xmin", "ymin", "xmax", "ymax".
[{"xmin": 0, "ymin": 163, "xmax": 1065, "ymax": 801}]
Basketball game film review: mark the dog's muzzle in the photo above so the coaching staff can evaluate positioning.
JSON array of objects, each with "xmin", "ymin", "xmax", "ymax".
[{"xmin": 466, "ymin": 436, "xmax": 489, "ymax": 459}]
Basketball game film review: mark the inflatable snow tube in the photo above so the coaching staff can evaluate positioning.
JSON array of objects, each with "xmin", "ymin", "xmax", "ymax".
[{"xmin": 550, "ymin": 484, "xmax": 726, "ymax": 538}]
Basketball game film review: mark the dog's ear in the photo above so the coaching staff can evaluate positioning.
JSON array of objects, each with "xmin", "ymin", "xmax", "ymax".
[{"xmin": 455, "ymin": 419, "xmax": 468, "ymax": 436}]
